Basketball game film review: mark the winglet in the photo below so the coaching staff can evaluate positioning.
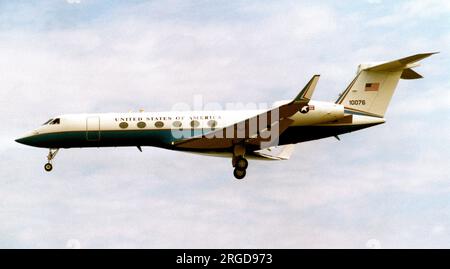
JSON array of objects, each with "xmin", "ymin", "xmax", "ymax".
[{"xmin": 293, "ymin": 75, "xmax": 320, "ymax": 103}]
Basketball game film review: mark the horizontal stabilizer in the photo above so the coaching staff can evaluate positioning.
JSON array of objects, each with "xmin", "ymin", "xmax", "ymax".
[
  {"xmin": 365, "ymin": 52, "xmax": 438, "ymax": 72},
  {"xmin": 401, "ymin": 68, "xmax": 423, "ymax": 80}
]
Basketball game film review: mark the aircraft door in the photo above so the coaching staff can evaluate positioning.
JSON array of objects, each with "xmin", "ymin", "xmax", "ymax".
[{"xmin": 86, "ymin": 116, "xmax": 100, "ymax": 141}]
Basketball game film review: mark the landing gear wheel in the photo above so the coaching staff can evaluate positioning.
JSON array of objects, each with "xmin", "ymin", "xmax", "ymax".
[
  {"xmin": 44, "ymin": 163, "xmax": 53, "ymax": 172},
  {"xmin": 45, "ymin": 148, "xmax": 59, "ymax": 173},
  {"xmin": 232, "ymin": 144, "xmax": 247, "ymax": 180},
  {"xmin": 235, "ymin": 157, "xmax": 248, "ymax": 170},
  {"xmin": 233, "ymin": 168, "xmax": 246, "ymax": 180}
]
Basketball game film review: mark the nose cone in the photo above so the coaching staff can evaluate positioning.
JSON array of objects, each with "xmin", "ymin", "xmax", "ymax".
[
  {"xmin": 15, "ymin": 136, "xmax": 32, "ymax": 146},
  {"xmin": 15, "ymin": 131, "xmax": 39, "ymax": 146}
]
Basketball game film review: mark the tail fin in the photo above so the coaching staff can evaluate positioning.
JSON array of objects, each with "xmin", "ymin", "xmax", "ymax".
[{"xmin": 336, "ymin": 52, "xmax": 437, "ymax": 117}]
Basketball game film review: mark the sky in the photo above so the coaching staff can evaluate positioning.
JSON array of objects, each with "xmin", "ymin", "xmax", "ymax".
[{"xmin": 0, "ymin": 0, "xmax": 449, "ymax": 248}]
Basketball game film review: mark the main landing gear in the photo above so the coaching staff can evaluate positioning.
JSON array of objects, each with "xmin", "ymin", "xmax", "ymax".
[
  {"xmin": 44, "ymin": 148, "xmax": 59, "ymax": 172},
  {"xmin": 232, "ymin": 144, "xmax": 248, "ymax": 180},
  {"xmin": 233, "ymin": 156, "xmax": 248, "ymax": 180}
]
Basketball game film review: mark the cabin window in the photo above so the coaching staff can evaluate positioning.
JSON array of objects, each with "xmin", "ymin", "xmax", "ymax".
[
  {"xmin": 207, "ymin": 120, "xmax": 217, "ymax": 129},
  {"xmin": 119, "ymin": 122, "xmax": 129, "ymax": 129},
  {"xmin": 172, "ymin": 121, "xmax": 182, "ymax": 128},
  {"xmin": 137, "ymin": 122, "xmax": 146, "ymax": 128},
  {"xmin": 190, "ymin": 120, "xmax": 200, "ymax": 128},
  {"xmin": 154, "ymin": 121, "xmax": 164, "ymax": 128}
]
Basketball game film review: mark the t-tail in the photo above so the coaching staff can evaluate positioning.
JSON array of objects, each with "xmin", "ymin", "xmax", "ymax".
[{"xmin": 336, "ymin": 52, "xmax": 437, "ymax": 117}]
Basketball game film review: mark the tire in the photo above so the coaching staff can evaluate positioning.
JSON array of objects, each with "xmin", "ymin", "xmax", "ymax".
[
  {"xmin": 44, "ymin": 163, "xmax": 53, "ymax": 172},
  {"xmin": 236, "ymin": 157, "xmax": 248, "ymax": 170},
  {"xmin": 233, "ymin": 168, "xmax": 246, "ymax": 180}
]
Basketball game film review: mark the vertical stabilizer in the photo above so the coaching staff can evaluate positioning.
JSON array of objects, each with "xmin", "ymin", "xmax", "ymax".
[{"xmin": 336, "ymin": 52, "xmax": 437, "ymax": 117}]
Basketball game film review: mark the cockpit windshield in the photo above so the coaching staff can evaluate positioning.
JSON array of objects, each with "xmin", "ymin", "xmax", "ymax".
[
  {"xmin": 42, "ymin": 118, "xmax": 61, "ymax": 125},
  {"xmin": 42, "ymin": 119, "xmax": 53, "ymax": 125}
]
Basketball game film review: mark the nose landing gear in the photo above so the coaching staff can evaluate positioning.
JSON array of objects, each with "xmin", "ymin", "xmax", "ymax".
[
  {"xmin": 44, "ymin": 148, "xmax": 59, "ymax": 172},
  {"xmin": 44, "ymin": 163, "xmax": 53, "ymax": 172}
]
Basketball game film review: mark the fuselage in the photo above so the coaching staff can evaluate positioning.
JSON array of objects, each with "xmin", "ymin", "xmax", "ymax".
[{"xmin": 15, "ymin": 100, "xmax": 384, "ymax": 151}]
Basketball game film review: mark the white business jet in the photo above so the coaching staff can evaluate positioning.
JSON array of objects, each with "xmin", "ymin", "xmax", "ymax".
[{"xmin": 16, "ymin": 53, "xmax": 435, "ymax": 179}]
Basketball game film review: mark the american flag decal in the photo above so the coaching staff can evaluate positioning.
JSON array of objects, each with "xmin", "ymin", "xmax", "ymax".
[{"xmin": 365, "ymin": 82, "xmax": 380, "ymax": 91}]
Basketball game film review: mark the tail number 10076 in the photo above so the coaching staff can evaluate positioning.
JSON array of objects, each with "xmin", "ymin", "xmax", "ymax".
[{"xmin": 349, "ymin": 100, "xmax": 366, "ymax": 105}]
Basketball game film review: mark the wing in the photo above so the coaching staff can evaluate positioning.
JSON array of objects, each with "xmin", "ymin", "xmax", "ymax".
[
  {"xmin": 174, "ymin": 75, "xmax": 320, "ymax": 150},
  {"xmin": 252, "ymin": 144, "xmax": 296, "ymax": 160}
]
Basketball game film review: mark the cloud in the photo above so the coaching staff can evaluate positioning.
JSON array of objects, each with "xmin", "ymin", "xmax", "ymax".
[
  {"xmin": 367, "ymin": 0, "xmax": 450, "ymax": 27},
  {"xmin": 66, "ymin": 0, "xmax": 81, "ymax": 4},
  {"xmin": 432, "ymin": 224, "xmax": 446, "ymax": 235}
]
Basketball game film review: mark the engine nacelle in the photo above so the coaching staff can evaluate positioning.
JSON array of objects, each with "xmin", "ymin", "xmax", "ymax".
[{"xmin": 290, "ymin": 100, "xmax": 345, "ymax": 126}]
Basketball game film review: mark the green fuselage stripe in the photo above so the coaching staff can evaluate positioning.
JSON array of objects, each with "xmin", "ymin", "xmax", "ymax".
[
  {"xmin": 20, "ymin": 123, "xmax": 381, "ymax": 149},
  {"xmin": 23, "ymin": 129, "xmax": 199, "ymax": 148}
]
